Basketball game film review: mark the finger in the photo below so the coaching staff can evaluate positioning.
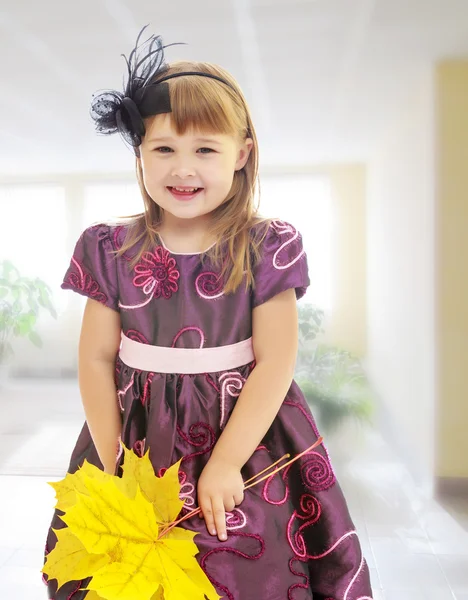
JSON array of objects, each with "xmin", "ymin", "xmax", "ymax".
[
  {"xmin": 233, "ymin": 491, "xmax": 244, "ymax": 506},
  {"xmin": 224, "ymin": 497, "xmax": 236, "ymax": 512},
  {"xmin": 212, "ymin": 497, "xmax": 227, "ymax": 542},
  {"xmin": 200, "ymin": 500, "xmax": 216, "ymax": 536}
]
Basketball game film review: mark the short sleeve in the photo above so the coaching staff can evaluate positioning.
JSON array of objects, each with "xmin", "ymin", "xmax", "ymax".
[
  {"xmin": 252, "ymin": 220, "xmax": 310, "ymax": 308},
  {"xmin": 61, "ymin": 224, "xmax": 119, "ymax": 311}
]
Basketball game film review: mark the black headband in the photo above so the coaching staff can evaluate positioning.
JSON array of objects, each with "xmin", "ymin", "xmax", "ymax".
[{"xmin": 89, "ymin": 26, "xmax": 237, "ymax": 157}]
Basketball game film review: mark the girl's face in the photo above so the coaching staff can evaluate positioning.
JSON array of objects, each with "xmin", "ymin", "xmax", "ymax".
[{"xmin": 138, "ymin": 114, "xmax": 253, "ymax": 224}]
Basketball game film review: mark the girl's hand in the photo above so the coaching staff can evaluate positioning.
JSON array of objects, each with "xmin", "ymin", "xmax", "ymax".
[{"xmin": 197, "ymin": 457, "xmax": 244, "ymax": 542}]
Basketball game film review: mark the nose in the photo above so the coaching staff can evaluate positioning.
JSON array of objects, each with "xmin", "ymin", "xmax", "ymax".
[{"xmin": 171, "ymin": 161, "xmax": 196, "ymax": 179}]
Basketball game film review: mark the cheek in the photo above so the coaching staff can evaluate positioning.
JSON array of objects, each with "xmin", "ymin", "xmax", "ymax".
[
  {"xmin": 141, "ymin": 163, "xmax": 166, "ymax": 188},
  {"xmin": 205, "ymin": 162, "xmax": 235, "ymax": 189}
]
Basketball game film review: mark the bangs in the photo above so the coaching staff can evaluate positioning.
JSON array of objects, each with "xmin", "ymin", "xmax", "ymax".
[{"xmin": 166, "ymin": 75, "xmax": 239, "ymax": 137}]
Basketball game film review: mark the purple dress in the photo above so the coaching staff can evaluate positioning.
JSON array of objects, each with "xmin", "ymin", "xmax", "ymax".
[{"xmin": 44, "ymin": 220, "xmax": 373, "ymax": 600}]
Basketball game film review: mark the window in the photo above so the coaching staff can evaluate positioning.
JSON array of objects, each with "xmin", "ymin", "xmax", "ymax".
[
  {"xmin": 258, "ymin": 175, "xmax": 333, "ymax": 310},
  {"xmin": 0, "ymin": 184, "xmax": 68, "ymax": 311},
  {"xmin": 83, "ymin": 182, "xmax": 142, "ymax": 227}
]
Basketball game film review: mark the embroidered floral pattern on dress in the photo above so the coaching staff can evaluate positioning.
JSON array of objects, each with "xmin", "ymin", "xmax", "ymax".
[
  {"xmin": 134, "ymin": 247, "xmax": 180, "ymax": 298},
  {"xmin": 195, "ymin": 271, "xmax": 224, "ymax": 299},
  {"xmin": 119, "ymin": 247, "xmax": 180, "ymax": 309},
  {"xmin": 64, "ymin": 257, "xmax": 108, "ymax": 304}
]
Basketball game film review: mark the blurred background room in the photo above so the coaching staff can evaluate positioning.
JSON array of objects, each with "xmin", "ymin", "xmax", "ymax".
[{"xmin": 0, "ymin": 1, "xmax": 467, "ymax": 598}]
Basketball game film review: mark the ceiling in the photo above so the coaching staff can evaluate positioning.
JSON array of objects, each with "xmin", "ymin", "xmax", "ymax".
[{"xmin": 1, "ymin": 0, "xmax": 468, "ymax": 176}]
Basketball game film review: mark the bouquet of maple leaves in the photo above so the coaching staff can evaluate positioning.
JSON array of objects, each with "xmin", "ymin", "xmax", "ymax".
[{"xmin": 43, "ymin": 440, "xmax": 321, "ymax": 600}]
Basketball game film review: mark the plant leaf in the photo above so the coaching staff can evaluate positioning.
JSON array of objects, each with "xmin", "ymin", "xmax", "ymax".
[
  {"xmin": 49, "ymin": 460, "xmax": 113, "ymax": 512},
  {"xmin": 41, "ymin": 527, "xmax": 109, "ymax": 589},
  {"xmin": 63, "ymin": 481, "xmax": 159, "ymax": 556},
  {"xmin": 119, "ymin": 448, "xmax": 184, "ymax": 526},
  {"xmin": 85, "ymin": 562, "xmax": 160, "ymax": 600},
  {"xmin": 28, "ymin": 330, "xmax": 42, "ymax": 347},
  {"xmin": 46, "ymin": 446, "xmax": 220, "ymax": 600},
  {"xmin": 83, "ymin": 592, "xmax": 106, "ymax": 600}
]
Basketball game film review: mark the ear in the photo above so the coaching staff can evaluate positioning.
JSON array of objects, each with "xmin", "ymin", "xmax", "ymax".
[{"xmin": 235, "ymin": 138, "xmax": 253, "ymax": 171}]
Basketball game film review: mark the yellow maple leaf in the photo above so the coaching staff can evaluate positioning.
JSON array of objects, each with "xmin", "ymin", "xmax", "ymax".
[
  {"xmin": 118, "ymin": 449, "xmax": 184, "ymax": 526},
  {"xmin": 84, "ymin": 593, "xmax": 105, "ymax": 600},
  {"xmin": 44, "ymin": 444, "xmax": 220, "ymax": 600},
  {"xmin": 42, "ymin": 527, "xmax": 109, "ymax": 589},
  {"xmin": 49, "ymin": 460, "xmax": 113, "ymax": 512}
]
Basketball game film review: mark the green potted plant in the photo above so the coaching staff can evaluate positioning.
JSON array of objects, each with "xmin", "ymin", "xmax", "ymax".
[
  {"xmin": 0, "ymin": 260, "xmax": 57, "ymax": 383},
  {"xmin": 295, "ymin": 303, "xmax": 374, "ymax": 437}
]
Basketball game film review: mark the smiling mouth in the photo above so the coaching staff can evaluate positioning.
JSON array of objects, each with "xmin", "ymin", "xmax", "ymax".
[{"xmin": 167, "ymin": 187, "xmax": 204, "ymax": 200}]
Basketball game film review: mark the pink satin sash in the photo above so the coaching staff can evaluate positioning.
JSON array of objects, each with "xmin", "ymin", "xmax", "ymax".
[{"xmin": 119, "ymin": 332, "xmax": 255, "ymax": 374}]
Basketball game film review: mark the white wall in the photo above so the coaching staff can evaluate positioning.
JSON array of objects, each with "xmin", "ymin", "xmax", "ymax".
[{"xmin": 366, "ymin": 68, "xmax": 436, "ymax": 492}]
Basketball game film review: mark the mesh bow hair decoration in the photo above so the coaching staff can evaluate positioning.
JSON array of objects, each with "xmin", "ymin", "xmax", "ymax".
[{"xmin": 89, "ymin": 24, "xmax": 236, "ymax": 157}]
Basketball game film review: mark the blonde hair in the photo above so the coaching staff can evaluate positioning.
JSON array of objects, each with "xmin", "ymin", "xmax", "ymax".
[{"xmin": 115, "ymin": 60, "xmax": 272, "ymax": 294}]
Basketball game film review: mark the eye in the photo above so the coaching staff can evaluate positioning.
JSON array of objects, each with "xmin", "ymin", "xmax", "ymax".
[
  {"xmin": 154, "ymin": 146, "xmax": 173, "ymax": 153},
  {"xmin": 198, "ymin": 147, "xmax": 215, "ymax": 154}
]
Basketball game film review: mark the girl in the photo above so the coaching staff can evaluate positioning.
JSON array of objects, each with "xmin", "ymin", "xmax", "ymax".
[{"xmin": 44, "ymin": 26, "xmax": 373, "ymax": 600}]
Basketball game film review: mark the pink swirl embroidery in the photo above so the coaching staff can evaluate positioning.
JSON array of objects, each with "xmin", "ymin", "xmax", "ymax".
[
  {"xmin": 125, "ymin": 329, "xmax": 149, "ymax": 344},
  {"xmin": 226, "ymin": 508, "xmax": 247, "ymax": 531},
  {"xmin": 179, "ymin": 473, "xmax": 196, "ymax": 509},
  {"xmin": 219, "ymin": 371, "xmax": 246, "ymax": 428},
  {"xmin": 291, "ymin": 528, "xmax": 371, "ymax": 600},
  {"xmin": 200, "ymin": 532, "xmax": 265, "ymax": 600},
  {"xmin": 172, "ymin": 326, "xmax": 205, "ymax": 348},
  {"xmin": 178, "ymin": 422, "xmax": 216, "ymax": 463},
  {"xmin": 300, "ymin": 451, "xmax": 336, "ymax": 492},
  {"xmin": 195, "ymin": 271, "xmax": 224, "ymax": 299},
  {"xmin": 65, "ymin": 257, "xmax": 108, "ymax": 304},
  {"xmin": 271, "ymin": 220, "xmax": 305, "ymax": 270},
  {"xmin": 120, "ymin": 247, "xmax": 179, "ymax": 309},
  {"xmin": 288, "ymin": 557, "xmax": 310, "ymax": 600},
  {"xmin": 287, "ymin": 494, "xmax": 322, "ymax": 558},
  {"xmin": 263, "ymin": 462, "xmax": 292, "ymax": 506}
]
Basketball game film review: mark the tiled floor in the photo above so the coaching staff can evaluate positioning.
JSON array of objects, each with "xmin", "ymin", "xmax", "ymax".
[{"xmin": 0, "ymin": 379, "xmax": 467, "ymax": 599}]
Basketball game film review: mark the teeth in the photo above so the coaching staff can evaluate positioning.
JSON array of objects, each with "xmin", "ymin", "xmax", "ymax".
[{"xmin": 173, "ymin": 187, "xmax": 199, "ymax": 192}]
